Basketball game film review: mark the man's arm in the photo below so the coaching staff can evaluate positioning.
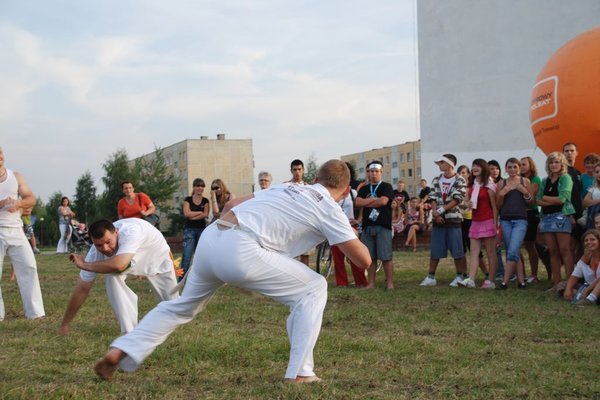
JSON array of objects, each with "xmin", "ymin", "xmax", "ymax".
[
  {"xmin": 70, "ymin": 252, "xmax": 135, "ymax": 274},
  {"xmin": 355, "ymin": 196, "xmax": 389, "ymax": 208},
  {"xmin": 59, "ymin": 278, "xmax": 95, "ymax": 335},
  {"xmin": 336, "ymin": 238, "xmax": 371, "ymax": 269},
  {"xmin": 221, "ymin": 194, "xmax": 254, "ymax": 215},
  {"xmin": 1, "ymin": 172, "xmax": 36, "ymax": 212}
]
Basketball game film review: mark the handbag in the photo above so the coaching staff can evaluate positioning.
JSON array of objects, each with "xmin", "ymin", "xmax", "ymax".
[{"xmin": 138, "ymin": 193, "xmax": 160, "ymax": 228}]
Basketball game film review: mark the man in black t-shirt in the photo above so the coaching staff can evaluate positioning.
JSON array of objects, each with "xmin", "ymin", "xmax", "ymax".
[
  {"xmin": 356, "ymin": 160, "xmax": 395, "ymax": 289},
  {"xmin": 393, "ymin": 180, "xmax": 410, "ymax": 212}
]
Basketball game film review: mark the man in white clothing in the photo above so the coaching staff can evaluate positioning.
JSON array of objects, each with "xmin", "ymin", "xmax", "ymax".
[
  {"xmin": 59, "ymin": 218, "xmax": 179, "ymax": 335},
  {"xmin": 94, "ymin": 160, "xmax": 371, "ymax": 383},
  {"xmin": 0, "ymin": 147, "xmax": 45, "ymax": 321}
]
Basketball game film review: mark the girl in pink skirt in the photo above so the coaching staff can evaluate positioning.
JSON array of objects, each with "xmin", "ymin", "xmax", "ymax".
[{"xmin": 460, "ymin": 159, "xmax": 498, "ymax": 289}]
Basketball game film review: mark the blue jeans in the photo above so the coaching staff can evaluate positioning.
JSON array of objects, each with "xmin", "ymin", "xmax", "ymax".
[
  {"xmin": 500, "ymin": 219, "xmax": 528, "ymax": 262},
  {"xmin": 182, "ymin": 228, "xmax": 205, "ymax": 275}
]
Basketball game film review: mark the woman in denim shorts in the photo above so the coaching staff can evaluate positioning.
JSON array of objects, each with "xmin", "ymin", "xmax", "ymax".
[{"xmin": 537, "ymin": 152, "xmax": 575, "ymax": 291}]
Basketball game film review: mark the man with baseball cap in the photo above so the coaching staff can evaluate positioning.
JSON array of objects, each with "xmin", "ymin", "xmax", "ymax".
[
  {"xmin": 356, "ymin": 160, "xmax": 395, "ymax": 289},
  {"xmin": 420, "ymin": 154, "xmax": 468, "ymax": 287}
]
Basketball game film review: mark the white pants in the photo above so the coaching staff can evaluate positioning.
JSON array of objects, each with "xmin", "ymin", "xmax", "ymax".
[
  {"xmin": 56, "ymin": 223, "xmax": 71, "ymax": 253},
  {"xmin": 111, "ymin": 224, "xmax": 328, "ymax": 379},
  {"xmin": 0, "ymin": 227, "xmax": 45, "ymax": 320},
  {"xmin": 105, "ymin": 269, "xmax": 179, "ymax": 334}
]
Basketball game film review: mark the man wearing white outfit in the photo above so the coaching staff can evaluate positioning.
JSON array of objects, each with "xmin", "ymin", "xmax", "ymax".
[
  {"xmin": 59, "ymin": 218, "xmax": 179, "ymax": 335},
  {"xmin": 0, "ymin": 147, "xmax": 45, "ymax": 321},
  {"xmin": 94, "ymin": 160, "xmax": 371, "ymax": 383}
]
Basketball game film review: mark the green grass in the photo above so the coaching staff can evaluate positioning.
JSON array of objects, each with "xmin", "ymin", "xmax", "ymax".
[{"xmin": 1, "ymin": 249, "xmax": 600, "ymax": 399}]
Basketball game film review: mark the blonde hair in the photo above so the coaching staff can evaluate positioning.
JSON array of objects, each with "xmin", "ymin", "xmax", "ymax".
[
  {"xmin": 545, "ymin": 152, "xmax": 568, "ymax": 177},
  {"xmin": 316, "ymin": 160, "xmax": 350, "ymax": 189}
]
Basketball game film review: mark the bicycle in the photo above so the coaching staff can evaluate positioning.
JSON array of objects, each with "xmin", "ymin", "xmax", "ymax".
[{"xmin": 315, "ymin": 241, "xmax": 333, "ymax": 278}]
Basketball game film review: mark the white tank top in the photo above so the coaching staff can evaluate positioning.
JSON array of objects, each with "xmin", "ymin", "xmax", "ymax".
[{"xmin": 0, "ymin": 169, "xmax": 24, "ymax": 228}]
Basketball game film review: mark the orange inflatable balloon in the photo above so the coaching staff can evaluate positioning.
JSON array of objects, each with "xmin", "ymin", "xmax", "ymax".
[{"xmin": 530, "ymin": 27, "xmax": 600, "ymax": 172}]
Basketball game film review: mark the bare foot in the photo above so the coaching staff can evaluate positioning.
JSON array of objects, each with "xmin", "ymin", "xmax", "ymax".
[
  {"xmin": 365, "ymin": 284, "xmax": 376, "ymax": 289},
  {"xmin": 94, "ymin": 348, "xmax": 125, "ymax": 380},
  {"xmin": 284, "ymin": 375, "xmax": 323, "ymax": 383}
]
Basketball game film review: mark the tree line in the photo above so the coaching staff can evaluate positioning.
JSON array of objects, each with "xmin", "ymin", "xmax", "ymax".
[{"xmin": 32, "ymin": 147, "xmax": 179, "ymax": 246}]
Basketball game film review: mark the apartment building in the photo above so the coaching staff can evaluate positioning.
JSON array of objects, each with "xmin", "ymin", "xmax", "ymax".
[
  {"xmin": 341, "ymin": 140, "xmax": 422, "ymax": 196},
  {"xmin": 133, "ymin": 134, "xmax": 254, "ymax": 216}
]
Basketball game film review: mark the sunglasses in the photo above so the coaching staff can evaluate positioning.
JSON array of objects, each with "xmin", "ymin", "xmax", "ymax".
[{"xmin": 211, "ymin": 186, "xmax": 221, "ymax": 190}]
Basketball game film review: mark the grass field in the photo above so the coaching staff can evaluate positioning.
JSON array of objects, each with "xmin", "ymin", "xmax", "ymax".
[{"xmin": 1, "ymin": 248, "xmax": 600, "ymax": 399}]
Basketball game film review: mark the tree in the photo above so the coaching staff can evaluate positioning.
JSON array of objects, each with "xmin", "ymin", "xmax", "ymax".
[
  {"xmin": 98, "ymin": 149, "xmax": 134, "ymax": 219},
  {"xmin": 133, "ymin": 146, "xmax": 179, "ymax": 213},
  {"xmin": 304, "ymin": 153, "xmax": 320, "ymax": 184},
  {"xmin": 73, "ymin": 171, "xmax": 98, "ymax": 225}
]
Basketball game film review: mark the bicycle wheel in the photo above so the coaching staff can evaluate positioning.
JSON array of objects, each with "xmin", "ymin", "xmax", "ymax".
[{"xmin": 315, "ymin": 242, "xmax": 333, "ymax": 278}]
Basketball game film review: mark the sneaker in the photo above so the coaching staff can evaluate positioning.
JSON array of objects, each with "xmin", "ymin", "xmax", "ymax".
[
  {"xmin": 526, "ymin": 276, "xmax": 538, "ymax": 284},
  {"xmin": 510, "ymin": 274, "xmax": 517, "ymax": 282},
  {"xmin": 517, "ymin": 282, "xmax": 526, "ymax": 289},
  {"xmin": 494, "ymin": 274, "xmax": 503, "ymax": 282},
  {"xmin": 449, "ymin": 276, "xmax": 463, "ymax": 287},
  {"xmin": 481, "ymin": 280, "xmax": 496, "ymax": 289},
  {"xmin": 419, "ymin": 276, "xmax": 437, "ymax": 287},
  {"xmin": 458, "ymin": 278, "xmax": 476, "ymax": 288},
  {"xmin": 498, "ymin": 282, "xmax": 508, "ymax": 290}
]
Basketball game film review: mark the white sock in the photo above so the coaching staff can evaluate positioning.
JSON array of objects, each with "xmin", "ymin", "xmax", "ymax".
[{"xmin": 587, "ymin": 293, "xmax": 598, "ymax": 303}]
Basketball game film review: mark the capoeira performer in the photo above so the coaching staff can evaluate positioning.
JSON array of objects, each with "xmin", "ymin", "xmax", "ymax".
[
  {"xmin": 59, "ymin": 218, "xmax": 179, "ymax": 335},
  {"xmin": 94, "ymin": 160, "xmax": 371, "ymax": 383},
  {"xmin": 0, "ymin": 146, "xmax": 45, "ymax": 321}
]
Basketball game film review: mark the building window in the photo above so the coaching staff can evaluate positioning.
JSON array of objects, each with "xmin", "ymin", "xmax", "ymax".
[
  {"xmin": 417, "ymin": 167, "xmax": 421, "ymax": 177},
  {"xmin": 408, "ymin": 168, "xmax": 413, "ymax": 177},
  {"xmin": 416, "ymin": 150, "xmax": 421, "ymax": 160},
  {"xmin": 386, "ymin": 156, "xmax": 390, "ymax": 164},
  {"xmin": 359, "ymin": 167, "xmax": 364, "ymax": 174},
  {"xmin": 392, "ymin": 161, "xmax": 398, "ymax": 168},
  {"xmin": 401, "ymin": 169, "xmax": 406, "ymax": 177},
  {"xmin": 407, "ymin": 152, "xmax": 412, "ymax": 162},
  {"xmin": 393, "ymin": 177, "xmax": 398, "ymax": 185},
  {"xmin": 400, "ymin": 154, "xmax": 405, "ymax": 162}
]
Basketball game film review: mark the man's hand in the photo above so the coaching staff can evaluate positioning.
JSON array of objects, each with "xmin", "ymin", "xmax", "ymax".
[{"xmin": 69, "ymin": 253, "xmax": 85, "ymax": 269}]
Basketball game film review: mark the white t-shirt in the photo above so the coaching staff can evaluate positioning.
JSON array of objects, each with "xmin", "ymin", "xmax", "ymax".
[
  {"xmin": 338, "ymin": 190, "xmax": 356, "ymax": 221},
  {"xmin": 80, "ymin": 218, "xmax": 172, "ymax": 282},
  {"xmin": 571, "ymin": 259, "xmax": 599, "ymax": 284},
  {"xmin": 587, "ymin": 186, "xmax": 600, "ymax": 200},
  {"xmin": 232, "ymin": 183, "xmax": 356, "ymax": 258}
]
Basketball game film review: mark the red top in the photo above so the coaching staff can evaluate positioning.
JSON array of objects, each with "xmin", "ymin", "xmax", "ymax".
[
  {"xmin": 469, "ymin": 186, "xmax": 494, "ymax": 221},
  {"xmin": 117, "ymin": 192, "xmax": 152, "ymax": 219}
]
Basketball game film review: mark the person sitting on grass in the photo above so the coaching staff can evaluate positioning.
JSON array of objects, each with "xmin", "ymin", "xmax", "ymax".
[
  {"xmin": 563, "ymin": 229, "xmax": 600, "ymax": 303},
  {"xmin": 571, "ymin": 229, "xmax": 600, "ymax": 305}
]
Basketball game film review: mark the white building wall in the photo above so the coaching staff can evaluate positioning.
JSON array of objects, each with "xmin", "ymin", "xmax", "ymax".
[{"xmin": 418, "ymin": 0, "xmax": 600, "ymax": 181}]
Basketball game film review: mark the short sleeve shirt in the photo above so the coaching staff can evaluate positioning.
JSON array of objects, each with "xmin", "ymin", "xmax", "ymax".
[
  {"xmin": 80, "ymin": 218, "xmax": 172, "ymax": 282},
  {"xmin": 118, "ymin": 192, "xmax": 153, "ymax": 219},
  {"xmin": 571, "ymin": 259, "xmax": 599, "ymax": 284},
  {"xmin": 232, "ymin": 183, "xmax": 356, "ymax": 258},
  {"xmin": 357, "ymin": 181, "xmax": 394, "ymax": 229}
]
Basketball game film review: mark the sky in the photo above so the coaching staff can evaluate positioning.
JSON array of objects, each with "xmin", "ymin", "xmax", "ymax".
[{"xmin": 0, "ymin": 0, "xmax": 419, "ymax": 202}]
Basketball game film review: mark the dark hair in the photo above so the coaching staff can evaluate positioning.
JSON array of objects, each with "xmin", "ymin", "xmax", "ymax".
[
  {"xmin": 121, "ymin": 180, "xmax": 134, "ymax": 188},
  {"xmin": 290, "ymin": 159, "xmax": 304, "ymax": 169},
  {"xmin": 470, "ymin": 159, "xmax": 490, "ymax": 186},
  {"xmin": 345, "ymin": 161, "xmax": 357, "ymax": 181},
  {"xmin": 192, "ymin": 178, "xmax": 205, "ymax": 187},
  {"xmin": 61, "ymin": 196, "xmax": 70, "ymax": 204},
  {"xmin": 505, "ymin": 157, "xmax": 520, "ymax": 168},
  {"xmin": 443, "ymin": 154, "xmax": 457, "ymax": 167},
  {"xmin": 563, "ymin": 142, "xmax": 577, "ymax": 151},
  {"xmin": 457, "ymin": 165, "xmax": 470, "ymax": 174},
  {"xmin": 88, "ymin": 219, "xmax": 116, "ymax": 239},
  {"xmin": 487, "ymin": 160, "xmax": 501, "ymax": 183},
  {"xmin": 583, "ymin": 153, "xmax": 600, "ymax": 164}
]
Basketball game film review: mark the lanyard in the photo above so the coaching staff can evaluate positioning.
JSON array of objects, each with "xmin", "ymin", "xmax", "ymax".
[{"xmin": 370, "ymin": 181, "xmax": 382, "ymax": 198}]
